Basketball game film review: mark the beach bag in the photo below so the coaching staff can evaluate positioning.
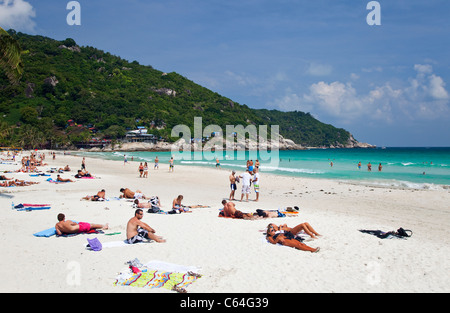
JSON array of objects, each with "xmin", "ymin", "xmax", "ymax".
[
  {"xmin": 86, "ymin": 237, "xmax": 102, "ymax": 251},
  {"xmin": 396, "ymin": 227, "xmax": 412, "ymax": 238}
]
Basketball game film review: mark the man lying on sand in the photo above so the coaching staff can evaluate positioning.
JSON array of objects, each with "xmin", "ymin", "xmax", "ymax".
[
  {"xmin": 81, "ymin": 189, "xmax": 106, "ymax": 201},
  {"xmin": 219, "ymin": 200, "xmax": 284, "ymax": 219},
  {"xmin": 126, "ymin": 209, "xmax": 166, "ymax": 244},
  {"xmin": 56, "ymin": 175, "xmax": 74, "ymax": 182},
  {"xmin": 120, "ymin": 187, "xmax": 148, "ymax": 199},
  {"xmin": 55, "ymin": 213, "xmax": 109, "ymax": 236},
  {"xmin": 266, "ymin": 223, "xmax": 320, "ymax": 253}
]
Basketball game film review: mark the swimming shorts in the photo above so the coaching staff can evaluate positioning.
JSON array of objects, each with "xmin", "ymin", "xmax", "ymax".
[
  {"xmin": 78, "ymin": 222, "xmax": 91, "ymax": 233},
  {"xmin": 127, "ymin": 228, "xmax": 149, "ymax": 244},
  {"xmin": 253, "ymin": 184, "xmax": 259, "ymax": 193},
  {"xmin": 242, "ymin": 185, "xmax": 251, "ymax": 194},
  {"xmin": 230, "ymin": 183, "xmax": 237, "ymax": 191},
  {"xmin": 134, "ymin": 192, "xmax": 144, "ymax": 199}
]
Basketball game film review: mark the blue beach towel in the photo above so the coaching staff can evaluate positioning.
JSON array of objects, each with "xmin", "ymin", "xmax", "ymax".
[{"xmin": 33, "ymin": 227, "xmax": 56, "ymax": 237}]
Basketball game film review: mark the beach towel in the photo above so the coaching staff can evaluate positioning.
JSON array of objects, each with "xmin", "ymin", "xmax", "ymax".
[
  {"xmin": 114, "ymin": 260, "xmax": 201, "ymax": 293},
  {"xmin": 33, "ymin": 227, "xmax": 56, "ymax": 237},
  {"xmin": 85, "ymin": 239, "xmax": 151, "ymax": 250},
  {"xmin": 33, "ymin": 221, "xmax": 103, "ymax": 238},
  {"xmin": 16, "ymin": 206, "xmax": 51, "ymax": 212}
]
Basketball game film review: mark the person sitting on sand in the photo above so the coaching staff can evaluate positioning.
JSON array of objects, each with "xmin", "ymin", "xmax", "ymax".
[
  {"xmin": 120, "ymin": 188, "xmax": 148, "ymax": 199},
  {"xmin": 266, "ymin": 223, "xmax": 320, "ymax": 253},
  {"xmin": 56, "ymin": 174, "xmax": 74, "ymax": 182},
  {"xmin": 55, "ymin": 213, "xmax": 108, "ymax": 236},
  {"xmin": 74, "ymin": 169, "xmax": 92, "ymax": 178},
  {"xmin": 126, "ymin": 209, "xmax": 166, "ymax": 244},
  {"xmin": 81, "ymin": 189, "xmax": 106, "ymax": 201}
]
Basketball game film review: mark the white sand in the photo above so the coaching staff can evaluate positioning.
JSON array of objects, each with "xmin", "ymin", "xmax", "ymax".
[{"xmin": 1, "ymin": 151, "xmax": 450, "ymax": 293}]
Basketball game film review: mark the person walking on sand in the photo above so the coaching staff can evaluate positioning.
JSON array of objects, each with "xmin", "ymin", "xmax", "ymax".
[
  {"xmin": 154, "ymin": 156, "xmax": 159, "ymax": 169},
  {"xmin": 55, "ymin": 213, "xmax": 108, "ymax": 235},
  {"xmin": 169, "ymin": 157, "xmax": 174, "ymax": 172},
  {"xmin": 143, "ymin": 162, "xmax": 148, "ymax": 178},
  {"xmin": 126, "ymin": 209, "xmax": 166, "ymax": 244},
  {"xmin": 138, "ymin": 162, "xmax": 144, "ymax": 177},
  {"xmin": 124, "ymin": 154, "xmax": 128, "ymax": 165}
]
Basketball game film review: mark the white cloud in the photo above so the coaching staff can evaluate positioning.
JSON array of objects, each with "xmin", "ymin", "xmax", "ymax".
[
  {"xmin": 428, "ymin": 74, "xmax": 448, "ymax": 100},
  {"xmin": 0, "ymin": 0, "xmax": 36, "ymax": 32},
  {"xmin": 272, "ymin": 64, "xmax": 449, "ymax": 124},
  {"xmin": 306, "ymin": 63, "xmax": 332, "ymax": 76},
  {"xmin": 414, "ymin": 64, "xmax": 433, "ymax": 74}
]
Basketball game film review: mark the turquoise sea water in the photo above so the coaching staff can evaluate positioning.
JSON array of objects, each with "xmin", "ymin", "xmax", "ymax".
[{"xmin": 78, "ymin": 147, "xmax": 450, "ymax": 189}]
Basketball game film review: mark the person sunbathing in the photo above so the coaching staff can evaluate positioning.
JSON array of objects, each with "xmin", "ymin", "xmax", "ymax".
[
  {"xmin": 0, "ymin": 180, "xmax": 15, "ymax": 187},
  {"xmin": 220, "ymin": 200, "xmax": 259, "ymax": 219},
  {"xmin": 0, "ymin": 175, "xmax": 13, "ymax": 180},
  {"xmin": 120, "ymin": 188, "xmax": 148, "ymax": 199},
  {"xmin": 56, "ymin": 174, "xmax": 74, "ymax": 182},
  {"xmin": 81, "ymin": 189, "xmax": 106, "ymax": 201},
  {"xmin": 265, "ymin": 223, "xmax": 320, "ymax": 253},
  {"xmin": 271, "ymin": 222, "xmax": 321, "ymax": 239},
  {"xmin": 55, "ymin": 213, "xmax": 108, "ymax": 235},
  {"xmin": 58, "ymin": 165, "xmax": 71, "ymax": 172},
  {"xmin": 74, "ymin": 169, "xmax": 92, "ymax": 178},
  {"xmin": 219, "ymin": 200, "xmax": 282, "ymax": 219},
  {"xmin": 126, "ymin": 209, "xmax": 166, "ymax": 244}
]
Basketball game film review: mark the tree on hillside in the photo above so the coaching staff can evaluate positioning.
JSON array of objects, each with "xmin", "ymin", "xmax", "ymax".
[{"xmin": 0, "ymin": 28, "xmax": 23, "ymax": 85}]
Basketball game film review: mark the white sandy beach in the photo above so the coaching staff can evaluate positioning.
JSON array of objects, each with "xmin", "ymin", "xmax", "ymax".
[{"xmin": 1, "ymin": 151, "xmax": 449, "ymax": 293}]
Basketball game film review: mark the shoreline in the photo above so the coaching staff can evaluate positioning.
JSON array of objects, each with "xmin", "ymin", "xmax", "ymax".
[
  {"xmin": 1, "ymin": 151, "xmax": 450, "ymax": 293},
  {"xmin": 69, "ymin": 149, "xmax": 450, "ymax": 191}
]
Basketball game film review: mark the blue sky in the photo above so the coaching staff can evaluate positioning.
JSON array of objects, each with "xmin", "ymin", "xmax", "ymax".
[{"xmin": 1, "ymin": 0, "xmax": 450, "ymax": 147}]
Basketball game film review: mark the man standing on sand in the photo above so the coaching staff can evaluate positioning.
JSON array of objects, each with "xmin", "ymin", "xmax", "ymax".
[
  {"xmin": 55, "ymin": 213, "xmax": 108, "ymax": 235},
  {"xmin": 169, "ymin": 157, "xmax": 174, "ymax": 172},
  {"xmin": 239, "ymin": 169, "xmax": 252, "ymax": 202},
  {"xmin": 252, "ymin": 168, "xmax": 260, "ymax": 202},
  {"xmin": 229, "ymin": 170, "xmax": 237, "ymax": 200},
  {"xmin": 126, "ymin": 209, "xmax": 166, "ymax": 244}
]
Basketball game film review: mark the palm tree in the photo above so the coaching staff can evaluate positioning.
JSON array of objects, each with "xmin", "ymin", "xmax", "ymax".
[{"xmin": 0, "ymin": 27, "xmax": 23, "ymax": 85}]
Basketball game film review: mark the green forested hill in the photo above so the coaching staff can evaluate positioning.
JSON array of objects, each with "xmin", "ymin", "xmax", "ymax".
[{"xmin": 0, "ymin": 30, "xmax": 355, "ymax": 149}]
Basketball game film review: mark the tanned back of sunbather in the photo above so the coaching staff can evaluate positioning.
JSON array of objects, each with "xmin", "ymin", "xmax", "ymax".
[{"xmin": 55, "ymin": 213, "xmax": 108, "ymax": 235}]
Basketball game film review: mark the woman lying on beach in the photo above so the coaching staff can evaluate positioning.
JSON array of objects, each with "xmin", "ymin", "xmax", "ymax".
[{"xmin": 266, "ymin": 223, "xmax": 320, "ymax": 253}]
